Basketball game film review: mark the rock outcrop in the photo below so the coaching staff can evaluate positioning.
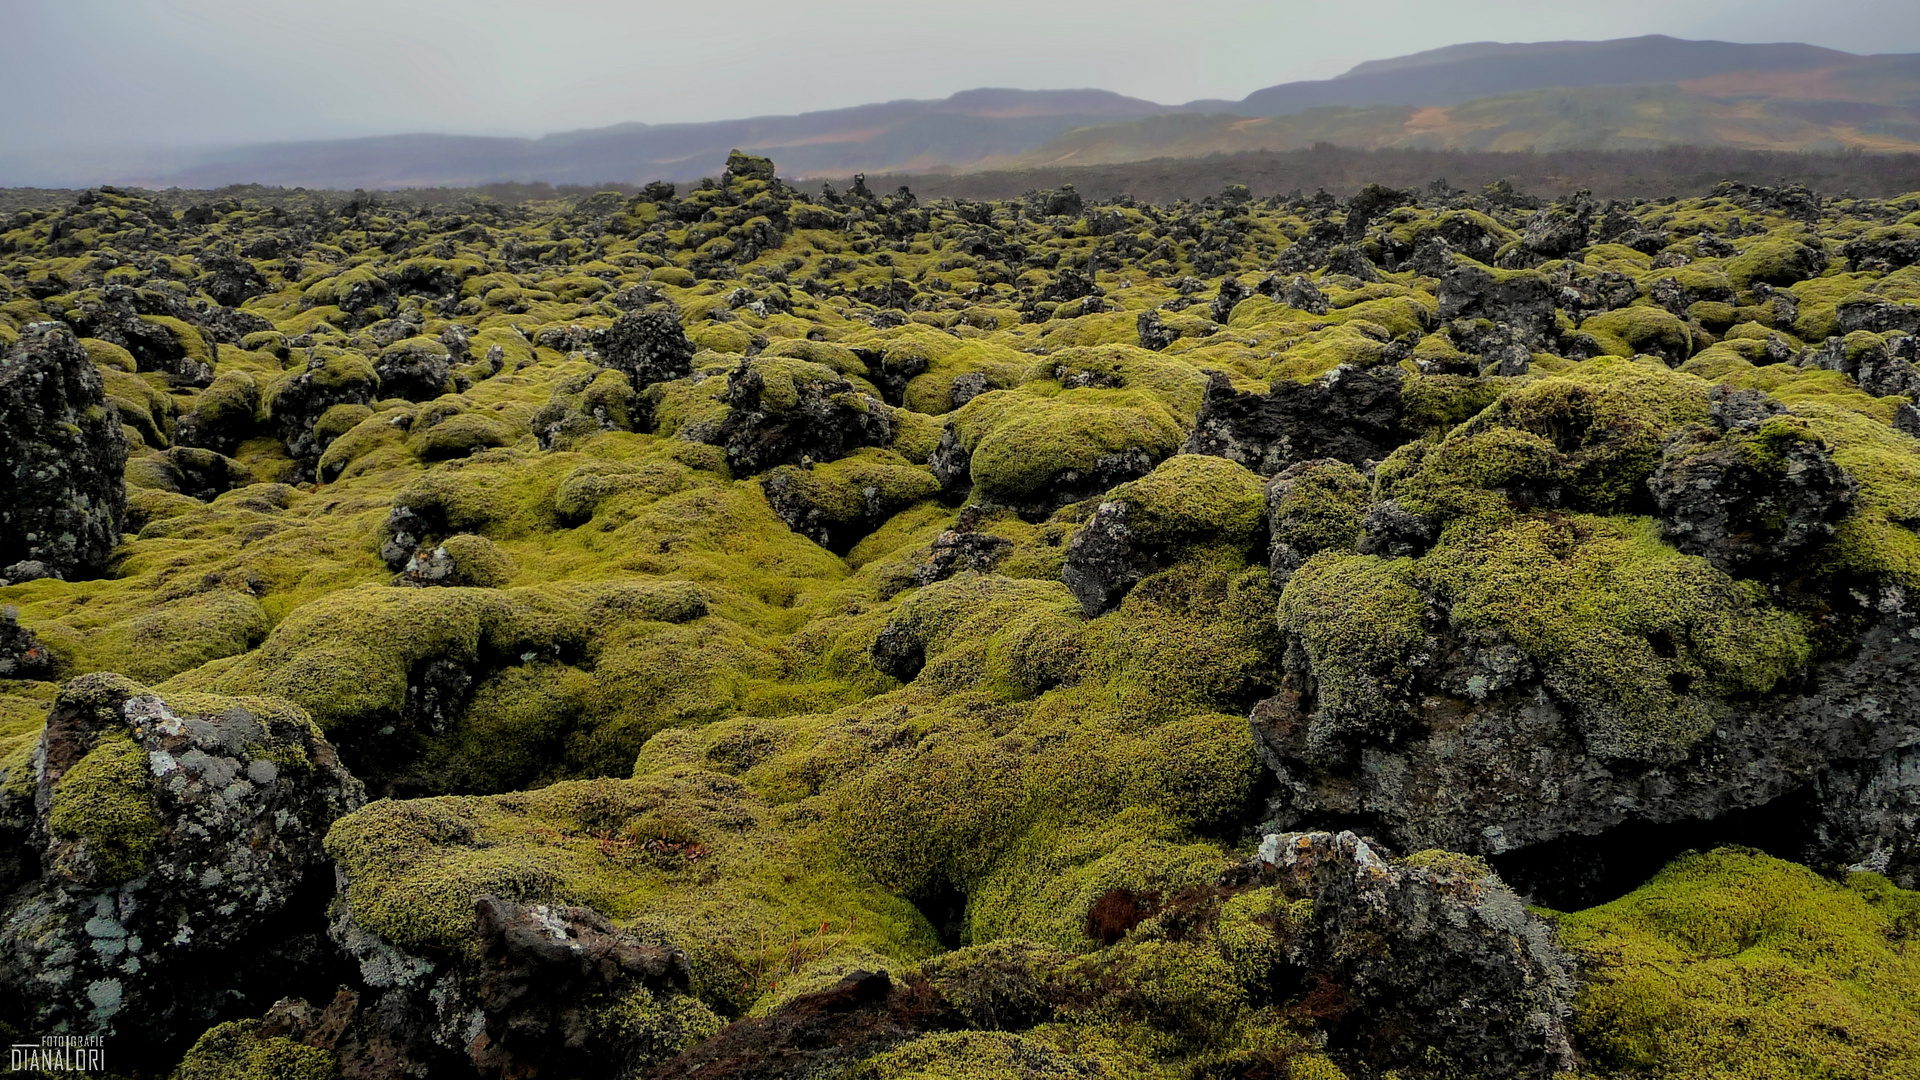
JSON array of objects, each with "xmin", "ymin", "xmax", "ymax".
[
  {"xmin": 594, "ymin": 308, "xmax": 697, "ymax": 390},
  {"xmin": 1183, "ymin": 368, "xmax": 1408, "ymax": 477},
  {"xmin": 0, "ymin": 675, "xmax": 364, "ymax": 1064},
  {"xmin": 0, "ymin": 323, "xmax": 129, "ymax": 581}
]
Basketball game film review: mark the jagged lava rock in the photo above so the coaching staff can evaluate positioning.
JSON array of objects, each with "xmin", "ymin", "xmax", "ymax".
[{"xmin": 0, "ymin": 324, "xmax": 128, "ymax": 581}]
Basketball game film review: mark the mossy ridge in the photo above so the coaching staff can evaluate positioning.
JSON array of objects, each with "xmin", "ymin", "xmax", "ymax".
[
  {"xmin": 946, "ymin": 387, "xmax": 1187, "ymax": 506},
  {"xmin": 324, "ymin": 766, "xmax": 939, "ymax": 1014}
]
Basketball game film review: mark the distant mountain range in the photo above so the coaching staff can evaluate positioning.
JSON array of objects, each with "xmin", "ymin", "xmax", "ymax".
[{"xmin": 8, "ymin": 35, "xmax": 1920, "ymax": 190}]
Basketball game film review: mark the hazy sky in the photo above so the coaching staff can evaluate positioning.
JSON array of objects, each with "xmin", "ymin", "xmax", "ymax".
[{"xmin": 8, "ymin": 0, "xmax": 1920, "ymax": 148}]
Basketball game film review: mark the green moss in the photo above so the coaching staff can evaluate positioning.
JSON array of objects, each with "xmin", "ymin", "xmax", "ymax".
[
  {"xmin": 173, "ymin": 1020, "xmax": 337, "ymax": 1080},
  {"xmin": 1420, "ymin": 514, "xmax": 1810, "ymax": 763},
  {"xmin": 0, "ymin": 682, "xmax": 54, "ymax": 804},
  {"xmin": 1099, "ymin": 453, "xmax": 1266, "ymax": 548},
  {"xmin": 762, "ymin": 449, "xmax": 940, "ymax": 551},
  {"xmin": 1390, "ymin": 361, "xmax": 1709, "ymax": 525},
  {"xmin": 966, "ymin": 810, "xmax": 1230, "ymax": 950},
  {"xmin": 12, "ymin": 163, "xmax": 1920, "ymax": 1077},
  {"xmin": 590, "ymin": 980, "xmax": 724, "ymax": 1065},
  {"xmin": 47, "ymin": 731, "xmax": 161, "ymax": 883},
  {"xmin": 171, "ymin": 584, "xmax": 584, "ymax": 736},
  {"xmin": 845, "ymin": 1028, "xmax": 1145, "ymax": 1079},
  {"xmin": 313, "ymin": 403, "xmax": 372, "ymax": 447},
  {"xmin": 140, "ymin": 314, "xmax": 214, "ymax": 367},
  {"xmin": 172, "ymin": 1020, "xmax": 336, "ymax": 1080},
  {"xmin": 79, "ymin": 336, "xmax": 135, "ymax": 371},
  {"xmin": 1560, "ymin": 849, "xmax": 1920, "ymax": 1078},
  {"xmin": 1726, "ymin": 236, "xmax": 1825, "ymax": 290},
  {"xmin": 947, "ymin": 389, "xmax": 1185, "ymax": 507},
  {"xmin": 1580, "ymin": 306, "xmax": 1695, "ymax": 363},
  {"xmin": 409, "ymin": 408, "xmax": 520, "ymax": 461},
  {"xmin": 315, "ymin": 406, "xmax": 411, "ymax": 481},
  {"xmin": 1266, "ymin": 321, "xmax": 1399, "ymax": 381},
  {"xmin": 433, "ymin": 533, "xmax": 515, "ymax": 587},
  {"xmin": 1276, "ymin": 554, "xmax": 1426, "ymax": 756},
  {"xmin": 1268, "ymin": 459, "xmax": 1369, "ymax": 558},
  {"xmin": 89, "ymin": 589, "xmax": 272, "ymax": 684},
  {"xmin": 1027, "ymin": 344, "xmax": 1214, "ymax": 422},
  {"xmin": 324, "ymin": 768, "xmax": 939, "ymax": 1012}
]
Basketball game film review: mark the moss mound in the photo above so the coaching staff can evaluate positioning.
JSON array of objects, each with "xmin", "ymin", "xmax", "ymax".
[{"xmin": 1561, "ymin": 849, "xmax": 1920, "ymax": 1079}]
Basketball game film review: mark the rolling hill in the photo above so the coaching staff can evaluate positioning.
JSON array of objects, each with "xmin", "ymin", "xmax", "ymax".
[
  {"xmin": 1009, "ymin": 84, "xmax": 1920, "ymax": 167},
  {"xmin": 9, "ymin": 35, "xmax": 1920, "ymax": 189}
]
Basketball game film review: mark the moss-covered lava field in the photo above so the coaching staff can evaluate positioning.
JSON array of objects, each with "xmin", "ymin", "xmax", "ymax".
[{"xmin": 2, "ymin": 155, "xmax": 1919, "ymax": 1078}]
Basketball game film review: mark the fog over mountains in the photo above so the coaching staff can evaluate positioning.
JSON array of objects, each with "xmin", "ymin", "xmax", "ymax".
[{"xmin": 8, "ymin": 35, "xmax": 1919, "ymax": 190}]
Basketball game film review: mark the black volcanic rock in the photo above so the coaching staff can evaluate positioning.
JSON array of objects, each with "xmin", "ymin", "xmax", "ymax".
[{"xmin": 0, "ymin": 323, "xmax": 128, "ymax": 580}]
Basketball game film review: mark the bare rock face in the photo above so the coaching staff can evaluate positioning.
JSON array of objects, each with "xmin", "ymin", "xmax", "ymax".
[
  {"xmin": 1184, "ymin": 368, "xmax": 1408, "ymax": 477},
  {"xmin": 1437, "ymin": 264, "xmax": 1558, "ymax": 349},
  {"xmin": 372, "ymin": 338, "xmax": 453, "ymax": 402},
  {"xmin": 1060, "ymin": 501, "xmax": 1155, "ymax": 617},
  {"xmin": 913, "ymin": 507, "xmax": 1012, "ymax": 587},
  {"xmin": 196, "ymin": 251, "xmax": 270, "ymax": 308},
  {"xmin": 1225, "ymin": 831, "xmax": 1577, "ymax": 1079},
  {"xmin": 0, "ymin": 323, "xmax": 129, "ymax": 581},
  {"xmin": 0, "ymin": 674, "xmax": 365, "ymax": 1066},
  {"xmin": 295, "ymin": 894, "xmax": 717, "ymax": 1078},
  {"xmin": 1807, "ymin": 328, "xmax": 1920, "ymax": 395},
  {"xmin": 1135, "ymin": 308, "xmax": 1178, "ymax": 350},
  {"xmin": 0, "ymin": 607, "xmax": 54, "ymax": 680},
  {"xmin": 1649, "ymin": 386, "xmax": 1858, "ymax": 577}
]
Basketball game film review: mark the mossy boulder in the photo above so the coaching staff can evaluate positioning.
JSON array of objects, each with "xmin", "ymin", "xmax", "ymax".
[
  {"xmin": 373, "ymin": 336, "xmax": 454, "ymax": 401},
  {"xmin": 1650, "ymin": 387, "xmax": 1858, "ymax": 577},
  {"xmin": 761, "ymin": 449, "xmax": 940, "ymax": 554},
  {"xmin": 173, "ymin": 369, "xmax": 261, "ymax": 456},
  {"xmin": 1579, "ymin": 305, "xmax": 1696, "ymax": 366},
  {"xmin": 1265, "ymin": 458, "xmax": 1371, "ymax": 585},
  {"xmin": 933, "ymin": 387, "xmax": 1186, "ymax": 519},
  {"xmin": 661, "ymin": 356, "xmax": 895, "ymax": 476},
  {"xmin": 267, "ymin": 349, "xmax": 379, "ymax": 465},
  {"xmin": 1060, "ymin": 454, "xmax": 1266, "ymax": 615},
  {"xmin": 594, "ymin": 307, "xmax": 696, "ymax": 390},
  {"xmin": 0, "ymin": 674, "xmax": 363, "ymax": 1062}
]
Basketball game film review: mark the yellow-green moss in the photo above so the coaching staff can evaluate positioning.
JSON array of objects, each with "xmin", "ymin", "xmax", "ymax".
[
  {"xmin": 1420, "ymin": 514, "xmax": 1809, "ymax": 763},
  {"xmin": 1276, "ymin": 554, "xmax": 1425, "ymax": 752},
  {"xmin": 324, "ymin": 768, "xmax": 939, "ymax": 1012},
  {"xmin": 47, "ymin": 732, "xmax": 161, "ymax": 882},
  {"xmin": 1560, "ymin": 848, "xmax": 1920, "ymax": 1078},
  {"xmin": 173, "ymin": 1020, "xmax": 337, "ymax": 1080},
  {"xmin": 1267, "ymin": 459, "xmax": 1368, "ymax": 558},
  {"xmin": 947, "ymin": 389, "xmax": 1185, "ymax": 506},
  {"xmin": 1100, "ymin": 454, "xmax": 1266, "ymax": 549},
  {"xmin": 1580, "ymin": 306, "xmax": 1694, "ymax": 363}
]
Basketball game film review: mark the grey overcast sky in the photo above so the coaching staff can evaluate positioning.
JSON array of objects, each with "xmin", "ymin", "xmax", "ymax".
[{"xmin": 7, "ymin": 0, "xmax": 1920, "ymax": 149}]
